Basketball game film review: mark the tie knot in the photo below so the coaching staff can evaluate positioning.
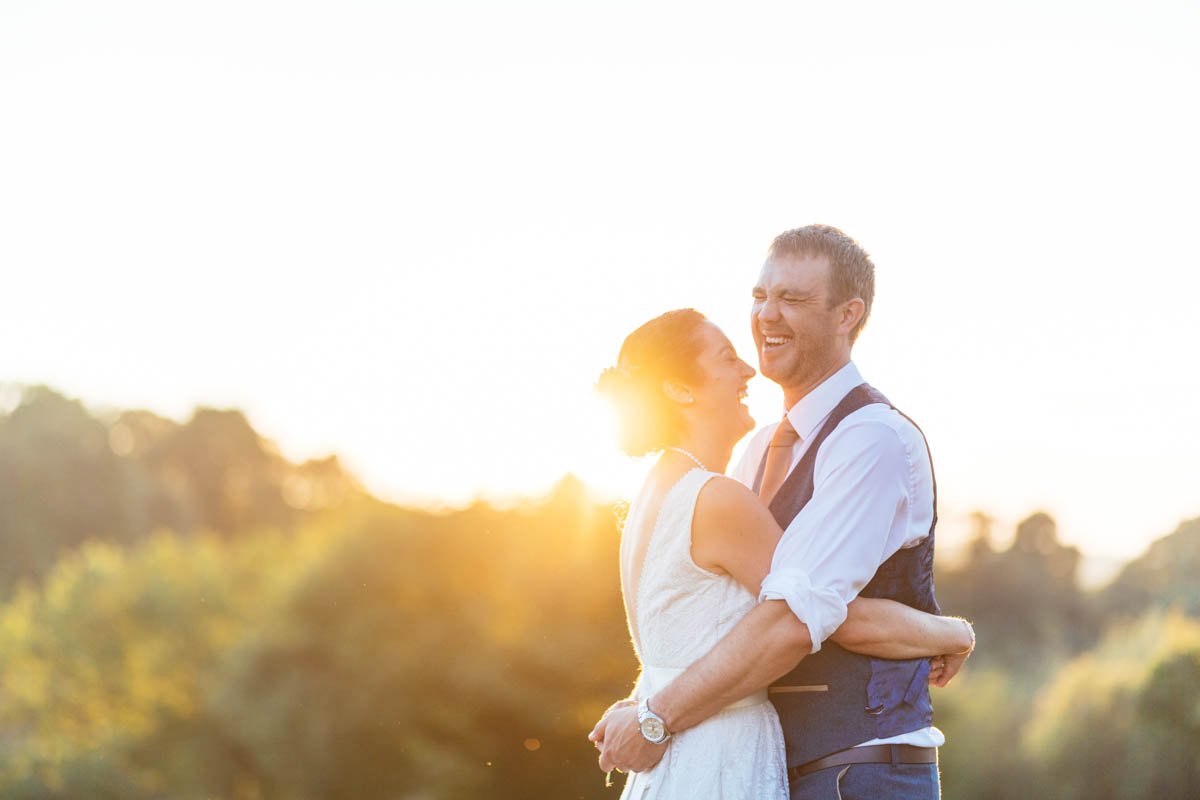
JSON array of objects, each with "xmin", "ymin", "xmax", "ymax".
[{"xmin": 769, "ymin": 416, "xmax": 800, "ymax": 447}]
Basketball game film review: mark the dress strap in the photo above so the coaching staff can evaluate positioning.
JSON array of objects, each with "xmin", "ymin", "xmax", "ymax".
[{"xmin": 650, "ymin": 468, "xmax": 719, "ymax": 558}]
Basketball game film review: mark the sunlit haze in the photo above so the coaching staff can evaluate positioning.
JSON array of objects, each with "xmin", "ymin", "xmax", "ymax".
[{"xmin": 2, "ymin": 1, "xmax": 1198, "ymax": 569}]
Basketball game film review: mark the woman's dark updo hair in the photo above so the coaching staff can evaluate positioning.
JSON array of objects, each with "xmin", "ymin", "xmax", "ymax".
[{"xmin": 595, "ymin": 308, "xmax": 711, "ymax": 457}]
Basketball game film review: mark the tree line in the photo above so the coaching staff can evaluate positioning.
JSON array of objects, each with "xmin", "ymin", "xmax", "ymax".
[{"xmin": 0, "ymin": 385, "xmax": 1196, "ymax": 798}]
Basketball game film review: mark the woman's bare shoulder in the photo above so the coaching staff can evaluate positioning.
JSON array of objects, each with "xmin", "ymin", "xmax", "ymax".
[
  {"xmin": 691, "ymin": 474, "xmax": 783, "ymax": 583},
  {"xmin": 694, "ymin": 475, "xmax": 777, "ymax": 530}
]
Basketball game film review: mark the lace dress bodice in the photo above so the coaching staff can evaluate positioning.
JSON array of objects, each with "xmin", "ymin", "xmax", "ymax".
[
  {"xmin": 617, "ymin": 469, "xmax": 788, "ymax": 800},
  {"xmin": 626, "ymin": 469, "xmax": 758, "ymax": 670}
]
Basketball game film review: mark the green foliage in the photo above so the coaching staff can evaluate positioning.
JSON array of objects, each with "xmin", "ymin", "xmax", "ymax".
[
  {"xmin": 0, "ymin": 387, "xmax": 139, "ymax": 589},
  {"xmin": 932, "ymin": 669, "xmax": 1038, "ymax": 800},
  {"xmin": 0, "ymin": 528, "xmax": 320, "ymax": 797},
  {"xmin": 0, "ymin": 477, "xmax": 634, "ymax": 798},
  {"xmin": 1099, "ymin": 518, "xmax": 1200, "ymax": 619},
  {"xmin": 1023, "ymin": 611, "xmax": 1200, "ymax": 800},
  {"xmin": 1, "ymin": 387, "xmax": 1198, "ymax": 798},
  {"xmin": 936, "ymin": 511, "xmax": 1099, "ymax": 670},
  {"xmin": 0, "ymin": 385, "xmax": 361, "ymax": 596},
  {"xmin": 209, "ymin": 480, "xmax": 635, "ymax": 798}
]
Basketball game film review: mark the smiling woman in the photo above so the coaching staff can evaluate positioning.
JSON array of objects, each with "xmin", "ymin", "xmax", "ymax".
[
  {"xmin": 591, "ymin": 307, "xmax": 790, "ymax": 799},
  {"xmin": 597, "ymin": 309, "xmax": 723, "ymax": 458}
]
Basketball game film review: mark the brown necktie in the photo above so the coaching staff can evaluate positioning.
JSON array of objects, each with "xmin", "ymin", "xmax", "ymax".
[{"xmin": 759, "ymin": 415, "xmax": 800, "ymax": 506}]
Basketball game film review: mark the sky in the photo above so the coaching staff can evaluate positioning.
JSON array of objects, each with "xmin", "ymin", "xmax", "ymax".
[{"xmin": 2, "ymin": 1, "xmax": 1198, "ymax": 572}]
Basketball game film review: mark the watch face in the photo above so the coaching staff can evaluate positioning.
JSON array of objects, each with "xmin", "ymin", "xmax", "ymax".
[{"xmin": 640, "ymin": 717, "xmax": 666, "ymax": 742}]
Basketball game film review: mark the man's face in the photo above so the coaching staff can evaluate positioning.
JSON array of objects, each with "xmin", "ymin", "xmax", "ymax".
[{"xmin": 750, "ymin": 253, "xmax": 845, "ymax": 392}]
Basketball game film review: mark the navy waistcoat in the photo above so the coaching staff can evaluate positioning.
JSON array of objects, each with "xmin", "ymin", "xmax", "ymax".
[{"xmin": 753, "ymin": 383, "xmax": 940, "ymax": 768}]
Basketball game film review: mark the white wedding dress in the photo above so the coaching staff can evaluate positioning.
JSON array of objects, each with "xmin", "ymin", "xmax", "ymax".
[{"xmin": 618, "ymin": 468, "xmax": 788, "ymax": 800}]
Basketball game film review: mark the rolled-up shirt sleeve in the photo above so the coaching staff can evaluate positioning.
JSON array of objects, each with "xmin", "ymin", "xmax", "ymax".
[{"xmin": 758, "ymin": 418, "xmax": 917, "ymax": 652}]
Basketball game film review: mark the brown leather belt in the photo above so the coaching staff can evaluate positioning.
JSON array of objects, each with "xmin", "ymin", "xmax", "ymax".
[{"xmin": 788, "ymin": 744, "xmax": 938, "ymax": 781}]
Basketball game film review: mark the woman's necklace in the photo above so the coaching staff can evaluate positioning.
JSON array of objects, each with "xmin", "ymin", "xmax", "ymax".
[{"xmin": 665, "ymin": 446, "xmax": 708, "ymax": 472}]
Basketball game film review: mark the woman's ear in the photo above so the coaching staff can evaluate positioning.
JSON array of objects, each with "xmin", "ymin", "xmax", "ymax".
[{"xmin": 662, "ymin": 380, "xmax": 695, "ymax": 406}]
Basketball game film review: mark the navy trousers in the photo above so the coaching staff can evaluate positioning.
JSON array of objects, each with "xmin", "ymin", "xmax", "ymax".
[{"xmin": 789, "ymin": 761, "xmax": 940, "ymax": 799}]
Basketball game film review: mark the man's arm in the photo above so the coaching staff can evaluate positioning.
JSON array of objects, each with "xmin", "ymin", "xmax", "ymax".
[
  {"xmin": 596, "ymin": 414, "xmax": 941, "ymax": 772},
  {"xmin": 757, "ymin": 416, "xmax": 932, "ymax": 649},
  {"xmin": 594, "ymin": 598, "xmax": 809, "ymax": 773},
  {"xmin": 654, "ymin": 598, "xmax": 810, "ymax": 730},
  {"xmin": 832, "ymin": 597, "xmax": 973, "ymax": 659},
  {"xmin": 594, "ymin": 598, "xmax": 976, "ymax": 772}
]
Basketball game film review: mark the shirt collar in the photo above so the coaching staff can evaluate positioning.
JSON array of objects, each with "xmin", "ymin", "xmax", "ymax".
[{"xmin": 783, "ymin": 361, "xmax": 864, "ymax": 442}]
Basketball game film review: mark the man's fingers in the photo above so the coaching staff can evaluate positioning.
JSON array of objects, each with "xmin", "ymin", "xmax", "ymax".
[
  {"xmin": 589, "ymin": 698, "xmax": 635, "ymax": 741},
  {"xmin": 590, "ymin": 704, "xmax": 659, "ymax": 776},
  {"xmin": 588, "ymin": 715, "xmax": 608, "ymax": 742}
]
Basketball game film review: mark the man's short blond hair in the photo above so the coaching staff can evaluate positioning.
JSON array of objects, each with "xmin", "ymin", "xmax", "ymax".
[{"xmin": 768, "ymin": 224, "xmax": 875, "ymax": 342}]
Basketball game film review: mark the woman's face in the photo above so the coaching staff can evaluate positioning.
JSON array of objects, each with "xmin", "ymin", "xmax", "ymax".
[{"xmin": 687, "ymin": 322, "xmax": 757, "ymax": 441}]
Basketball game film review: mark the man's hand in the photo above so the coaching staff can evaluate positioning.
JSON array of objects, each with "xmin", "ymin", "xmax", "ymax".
[
  {"xmin": 588, "ymin": 697, "xmax": 634, "ymax": 749},
  {"xmin": 589, "ymin": 705, "xmax": 668, "ymax": 774}
]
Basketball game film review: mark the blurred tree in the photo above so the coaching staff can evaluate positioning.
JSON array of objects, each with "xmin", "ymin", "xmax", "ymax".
[
  {"xmin": 0, "ymin": 387, "xmax": 361, "ymax": 597},
  {"xmin": 936, "ymin": 511, "xmax": 1097, "ymax": 669},
  {"xmin": 1023, "ymin": 610, "xmax": 1200, "ymax": 800},
  {"xmin": 141, "ymin": 407, "xmax": 294, "ymax": 536},
  {"xmin": 1098, "ymin": 518, "xmax": 1200, "ymax": 619},
  {"xmin": 965, "ymin": 510, "xmax": 996, "ymax": 562},
  {"xmin": 933, "ymin": 669, "xmax": 1038, "ymax": 800},
  {"xmin": 0, "ymin": 387, "xmax": 140, "ymax": 590},
  {"xmin": 3, "ymin": 385, "xmax": 1199, "ymax": 799},
  {"xmin": 0, "ymin": 528, "xmax": 319, "ymax": 798},
  {"xmin": 209, "ymin": 477, "xmax": 636, "ymax": 799}
]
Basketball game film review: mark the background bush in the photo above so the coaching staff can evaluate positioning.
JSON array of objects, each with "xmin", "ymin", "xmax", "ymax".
[{"xmin": 1, "ymin": 386, "xmax": 1196, "ymax": 798}]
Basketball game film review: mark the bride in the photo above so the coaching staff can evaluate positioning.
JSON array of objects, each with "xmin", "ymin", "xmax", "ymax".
[{"xmin": 591, "ymin": 309, "xmax": 971, "ymax": 799}]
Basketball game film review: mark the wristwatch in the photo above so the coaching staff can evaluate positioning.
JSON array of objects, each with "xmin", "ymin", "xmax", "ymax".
[{"xmin": 636, "ymin": 698, "xmax": 672, "ymax": 744}]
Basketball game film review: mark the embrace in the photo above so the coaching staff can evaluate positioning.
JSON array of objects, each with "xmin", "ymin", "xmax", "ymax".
[{"xmin": 589, "ymin": 225, "xmax": 975, "ymax": 799}]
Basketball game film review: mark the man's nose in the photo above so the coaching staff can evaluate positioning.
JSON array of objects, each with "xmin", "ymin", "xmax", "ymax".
[{"xmin": 755, "ymin": 298, "xmax": 781, "ymax": 323}]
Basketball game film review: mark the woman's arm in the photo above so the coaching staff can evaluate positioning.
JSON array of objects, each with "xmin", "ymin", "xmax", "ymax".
[
  {"xmin": 690, "ymin": 476, "xmax": 783, "ymax": 596},
  {"xmin": 830, "ymin": 597, "xmax": 973, "ymax": 659}
]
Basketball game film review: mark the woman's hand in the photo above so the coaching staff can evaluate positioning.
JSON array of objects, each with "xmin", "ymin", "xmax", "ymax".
[{"xmin": 929, "ymin": 619, "xmax": 974, "ymax": 687}]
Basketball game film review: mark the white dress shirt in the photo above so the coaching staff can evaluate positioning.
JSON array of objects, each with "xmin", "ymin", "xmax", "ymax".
[{"xmin": 731, "ymin": 361, "xmax": 944, "ymax": 749}]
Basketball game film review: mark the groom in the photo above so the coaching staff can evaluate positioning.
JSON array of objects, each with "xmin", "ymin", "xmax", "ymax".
[{"xmin": 594, "ymin": 225, "xmax": 965, "ymax": 798}]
